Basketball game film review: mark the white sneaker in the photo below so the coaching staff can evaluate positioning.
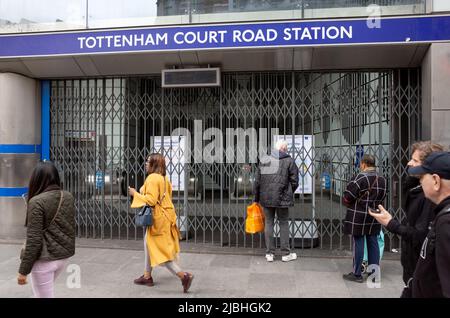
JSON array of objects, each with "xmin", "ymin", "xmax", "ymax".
[
  {"xmin": 265, "ymin": 253, "xmax": 274, "ymax": 262},
  {"xmin": 282, "ymin": 253, "xmax": 297, "ymax": 262}
]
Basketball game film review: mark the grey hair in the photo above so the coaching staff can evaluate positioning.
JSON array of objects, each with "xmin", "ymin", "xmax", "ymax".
[{"xmin": 275, "ymin": 140, "xmax": 288, "ymax": 151}]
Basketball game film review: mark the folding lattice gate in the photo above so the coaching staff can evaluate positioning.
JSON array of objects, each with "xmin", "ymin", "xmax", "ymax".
[{"xmin": 50, "ymin": 69, "xmax": 420, "ymax": 251}]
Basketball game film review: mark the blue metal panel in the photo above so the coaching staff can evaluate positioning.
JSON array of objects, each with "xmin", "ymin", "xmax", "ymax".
[
  {"xmin": 0, "ymin": 144, "xmax": 41, "ymax": 154},
  {"xmin": 41, "ymin": 80, "xmax": 50, "ymax": 161},
  {"xmin": 0, "ymin": 187, "xmax": 27, "ymax": 197}
]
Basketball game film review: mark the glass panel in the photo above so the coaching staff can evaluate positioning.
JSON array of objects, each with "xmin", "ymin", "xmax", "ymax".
[
  {"xmin": 434, "ymin": 0, "xmax": 450, "ymax": 12},
  {"xmin": 87, "ymin": 0, "xmax": 189, "ymax": 29},
  {"xmin": 0, "ymin": 0, "xmax": 86, "ymax": 33},
  {"xmin": 191, "ymin": 0, "xmax": 426, "ymax": 24},
  {"xmin": 0, "ymin": 0, "xmax": 428, "ymax": 33}
]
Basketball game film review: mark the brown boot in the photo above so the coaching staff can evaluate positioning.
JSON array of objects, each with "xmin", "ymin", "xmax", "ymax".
[
  {"xmin": 181, "ymin": 272, "xmax": 194, "ymax": 293},
  {"xmin": 134, "ymin": 275, "xmax": 154, "ymax": 286}
]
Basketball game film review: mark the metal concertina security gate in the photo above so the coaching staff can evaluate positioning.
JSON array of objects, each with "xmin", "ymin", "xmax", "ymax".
[{"xmin": 50, "ymin": 69, "xmax": 420, "ymax": 251}]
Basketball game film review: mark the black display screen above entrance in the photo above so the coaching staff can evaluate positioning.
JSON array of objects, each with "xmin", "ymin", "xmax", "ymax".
[{"xmin": 162, "ymin": 68, "xmax": 221, "ymax": 87}]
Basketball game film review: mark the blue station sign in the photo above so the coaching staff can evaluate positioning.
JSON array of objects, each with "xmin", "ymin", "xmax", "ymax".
[{"xmin": 1, "ymin": 15, "xmax": 450, "ymax": 58}]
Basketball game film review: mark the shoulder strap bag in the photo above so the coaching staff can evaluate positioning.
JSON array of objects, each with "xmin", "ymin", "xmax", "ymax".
[{"xmin": 135, "ymin": 177, "xmax": 166, "ymax": 227}]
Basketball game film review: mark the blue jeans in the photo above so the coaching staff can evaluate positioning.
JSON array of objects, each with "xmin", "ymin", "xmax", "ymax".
[{"xmin": 352, "ymin": 234, "xmax": 380, "ymax": 277}]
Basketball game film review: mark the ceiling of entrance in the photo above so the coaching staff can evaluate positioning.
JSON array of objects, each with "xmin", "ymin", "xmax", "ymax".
[{"xmin": 0, "ymin": 44, "xmax": 429, "ymax": 78}]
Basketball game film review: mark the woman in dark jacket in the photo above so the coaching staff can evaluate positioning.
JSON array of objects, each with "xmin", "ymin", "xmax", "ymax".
[
  {"xmin": 17, "ymin": 161, "xmax": 75, "ymax": 298},
  {"xmin": 369, "ymin": 141, "xmax": 444, "ymax": 297},
  {"xmin": 342, "ymin": 154, "xmax": 387, "ymax": 283}
]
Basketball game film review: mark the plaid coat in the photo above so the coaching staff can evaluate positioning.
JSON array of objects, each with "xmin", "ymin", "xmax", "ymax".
[{"xmin": 343, "ymin": 169, "xmax": 387, "ymax": 236}]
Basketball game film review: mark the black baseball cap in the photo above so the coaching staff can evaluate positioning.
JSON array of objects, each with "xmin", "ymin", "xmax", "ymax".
[{"xmin": 408, "ymin": 151, "xmax": 450, "ymax": 180}]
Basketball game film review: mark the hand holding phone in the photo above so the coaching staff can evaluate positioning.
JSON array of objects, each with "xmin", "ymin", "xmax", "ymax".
[
  {"xmin": 369, "ymin": 207, "xmax": 381, "ymax": 214},
  {"xmin": 369, "ymin": 205, "xmax": 392, "ymax": 226}
]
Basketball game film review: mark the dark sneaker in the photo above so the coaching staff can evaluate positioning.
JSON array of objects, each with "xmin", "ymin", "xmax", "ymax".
[
  {"xmin": 342, "ymin": 272, "xmax": 364, "ymax": 283},
  {"xmin": 134, "ymin": 275, "xmax": 154, "ymax": 286},
  {"xmin": 181, "ymin": 272, "xmax": 194, "ymax": 293}
]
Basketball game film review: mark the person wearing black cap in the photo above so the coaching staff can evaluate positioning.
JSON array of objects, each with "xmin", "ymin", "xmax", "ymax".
[
  {"xmin": 369, "ymin": 141, "xmax": 444, "ymax": 297},
  {"xmin": 407, "ymin": 151, "xmax": 450, "ymax": 298}
]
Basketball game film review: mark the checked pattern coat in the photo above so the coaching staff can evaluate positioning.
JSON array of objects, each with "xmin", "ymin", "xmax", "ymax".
[{"xmin": 343, "ymin": 169, "xmax": 387, "ymax": 236}]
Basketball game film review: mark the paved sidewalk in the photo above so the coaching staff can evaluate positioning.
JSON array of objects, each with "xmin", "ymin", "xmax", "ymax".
[{"xmin": 0, "ymin": 243, "xmax": 404, "ymax": 298}]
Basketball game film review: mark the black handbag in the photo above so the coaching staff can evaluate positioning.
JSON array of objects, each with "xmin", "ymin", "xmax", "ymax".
[{"xmin": 135, "ymin": 178, "xmax": 166, "ymax": 227}]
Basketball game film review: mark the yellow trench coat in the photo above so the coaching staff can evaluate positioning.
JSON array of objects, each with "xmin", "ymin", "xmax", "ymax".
[{"xmin": 131, "ymin": 173, "xmax": 180, "ymax": 267}]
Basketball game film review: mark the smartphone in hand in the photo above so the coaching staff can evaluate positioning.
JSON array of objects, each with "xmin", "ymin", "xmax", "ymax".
[{"xmin": 369, "ymin": 207, "xmax": 381, "ymax": 214}]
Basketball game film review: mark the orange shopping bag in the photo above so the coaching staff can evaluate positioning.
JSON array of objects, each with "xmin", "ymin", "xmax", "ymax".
[{"xmin": 245, "ymin": 203, "xmax": 265, "ymax": 234}]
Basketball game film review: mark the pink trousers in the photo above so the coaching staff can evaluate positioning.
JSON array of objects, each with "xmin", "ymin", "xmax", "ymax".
[{"xmin": 30, "ymin": 259, "xmax": 68, "ymax": 298}]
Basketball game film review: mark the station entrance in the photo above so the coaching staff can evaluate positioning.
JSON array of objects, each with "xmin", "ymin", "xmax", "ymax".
[{"xmin": 50, "ymin": 69, "xmax": 420, "ymax": 251}]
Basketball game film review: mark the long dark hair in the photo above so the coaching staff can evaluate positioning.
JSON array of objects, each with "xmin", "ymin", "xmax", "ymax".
[
  {"xmin": 27, "ymin": 161, "xmax": 61, "ymax": 203},
  {"xmin": 147, "ymin": 153, "xmax": 166, "ymax": 176}
]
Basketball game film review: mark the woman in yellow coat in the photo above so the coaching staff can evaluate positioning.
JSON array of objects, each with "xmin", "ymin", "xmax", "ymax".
[{"xmin": 128, "ymin": 153, "xmax": 194, "ymax": 293}]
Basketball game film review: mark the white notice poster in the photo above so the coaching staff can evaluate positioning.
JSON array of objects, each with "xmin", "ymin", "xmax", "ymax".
[
  {"xmin": 152, "ymin": 136, "xmax": 185, "ymax": 192},
  {"xmin": 274, "ymin": 135, "xmax": 313, "ymax": 194}
]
